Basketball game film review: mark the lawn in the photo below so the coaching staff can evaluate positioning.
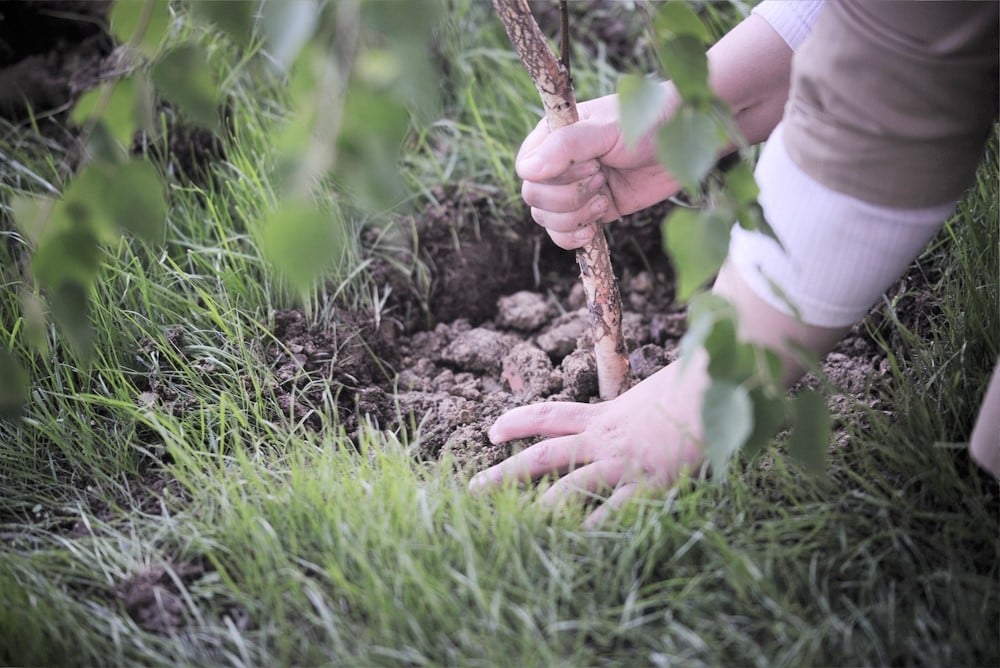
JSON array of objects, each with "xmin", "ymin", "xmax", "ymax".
[{"xmin": 1, "ymin": 2, "xmax": 997, "ymax": 666}]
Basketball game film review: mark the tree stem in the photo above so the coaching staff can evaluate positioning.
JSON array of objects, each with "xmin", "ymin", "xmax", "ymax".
[{"xmin": 492, "ymin": 0, "xmax": 631, "ymax": 399}]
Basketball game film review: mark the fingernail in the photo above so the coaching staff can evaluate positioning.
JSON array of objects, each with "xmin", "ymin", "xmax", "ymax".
[{"xmin": 487, "ymin": 424, "xmax": 500, "ymax": 444}]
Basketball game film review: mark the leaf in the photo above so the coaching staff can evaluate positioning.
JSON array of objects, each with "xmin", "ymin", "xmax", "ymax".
[
  {"xmin": 788, "ymin": 389, "xmax": 830, "ymax": 476},
  {"xmin": 702, "ymin": 380, "xmax": 753, "ymax": 481},
  {"xmin": 260, "ymin": 203, "xmax": 347, "ymax": 294},
  {"xmin": 31, "ymin": 226, "xmax": 103, "ymax": 290},
  {"xmin": 655, "ymin": 1, "xmax": 711, "ymax": 43},
  {"xmin": 57, "ymin": 166, "xmax": 117, "ymax": 241},
  {"xmin": 71, "ymin": 77, "xmax": 139, "ymax": 147},
  {"xmin": 151, "ymin": 45, "xmax": 220, "ymax": 129},
  {"xmin": 663, "ymin": 208, "xmax": 731, "ymax": 300},
  {"xmin": 743, "ymin": 388, "xmax": 787, "ymax": 459},
  {"xmin": 50, "ymin": 281, "xmax": 95, "ymax": 359},
  {"xmin": 724, "ymin": 160, "xmax": 759, "ymax": 206},
  {"xmin": 11, "ymin": 195, "xmax": 52, "ymax": 246},
  {"xmin": 656, "ymin": 106, "xmax": 723, "ymax": 193},
  {"xmin": 193, "ymin": 0, "xmax": 257, "ymax": 46},
  {"xmin": 0, "ymin": 348, "xmax": 28, "ymax": 419},
  {"xmin": 659, "ymin": 35, "xmax": 712, "ymax": 104},
  {"xmin": 704, "ymin": 318, "xmax": 755, "ymax": 383},
  {"xmin": 617, "ymin": 74, "xmax": 668, "ymax": 150},
  {"xmin": 336, "ymin": 86, "xmax": 409, "ymax": 209},
  {"xmin": 109, "ymin": 0, "xmax": 171, "ymax": 57},
  {"xmin": 678, "ymin": 292, "xmax": 731, "ymax": 360},
  {"xmin": 260, "ymin": 0, "xmax": 320, "ymax": 72},
  {"xmin": 104, "ymin": 160, "xmax": 167, "ymax": 242}
]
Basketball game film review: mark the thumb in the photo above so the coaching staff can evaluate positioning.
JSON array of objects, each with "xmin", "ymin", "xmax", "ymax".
[{"xmin": 516, "ymin": 119, "xmax": 620, "ymax": 182}]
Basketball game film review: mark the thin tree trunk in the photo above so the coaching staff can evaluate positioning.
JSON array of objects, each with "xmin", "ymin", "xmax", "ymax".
[{"xmin": 492, "ymin": 0, "xmax": 630, "ymax": 400}]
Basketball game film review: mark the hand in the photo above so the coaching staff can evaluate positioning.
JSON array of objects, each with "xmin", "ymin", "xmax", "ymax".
[
  {"xmin": 469, "ymin": 353, "xmax": 709, "ymax": 527},
  {"xmin": 517, "ymin": 89, "xmax": 682, "ymax": 250}
]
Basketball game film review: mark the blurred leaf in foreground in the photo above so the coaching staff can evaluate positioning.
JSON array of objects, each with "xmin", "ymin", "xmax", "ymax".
[
  {"xmin": 618, "ymin": 74, "xmax": 668, "ymax": 150},
  {"xmin": 151, "ymin": 44, "xmax": 220, "ymax": 129},
  {"xmin": 788, "ymin": 390, "xmax": 830, "ymax": 476},
  {"xmin": 702, "ymin": 380, "xmax": 753, "ymax": 481},
  {"xmin": 656, "ymin": 106, "xmax": 723, "ymax": 193},
  {"xmin": 261, "ymin": 203, "xmax": 347, "ymax": 294},
  {"xmin": 110, "ymin": 0, "xmax": 171, "ymax": 57},
  {"xmin": 663, "ymin": 207, "xmax": 731, "ymax": 301}
]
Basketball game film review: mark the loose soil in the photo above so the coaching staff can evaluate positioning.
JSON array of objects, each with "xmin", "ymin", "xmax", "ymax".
[{"xmin": 268, "ymin": 184, "xmax": 893, "ymax": 472}]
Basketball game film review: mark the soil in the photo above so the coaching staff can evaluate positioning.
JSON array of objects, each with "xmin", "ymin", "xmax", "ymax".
[{"xmin": 267, "ymin": 182, "xmax": 893, "ymax": 471}]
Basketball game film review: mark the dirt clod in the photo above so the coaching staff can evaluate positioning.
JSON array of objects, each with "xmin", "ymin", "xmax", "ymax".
[
  {"xmin": 496, "ymin": 291, "xmax": 555, "ymax": 332},
  {"xmin": 117, "ymin": 559, "xmax": 205, "ymax": 634}
]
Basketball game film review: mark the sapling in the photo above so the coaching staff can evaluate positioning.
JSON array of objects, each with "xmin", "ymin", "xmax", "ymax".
[{"xmin": 492, "ymin": 0, "xmax": 631, "ymax": 400}]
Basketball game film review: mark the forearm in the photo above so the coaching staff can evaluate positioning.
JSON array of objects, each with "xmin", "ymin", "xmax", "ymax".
[
  {"xmin": 707, "ymin": 14, "xmax": 796, "ymax": 147},
  {"xmin": 712, "ymin": 261, "xmax": 847, "ymax": 388}
]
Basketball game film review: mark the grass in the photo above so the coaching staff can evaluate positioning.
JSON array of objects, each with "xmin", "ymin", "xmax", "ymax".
[{"xmin": 1, "ymin": 1, "xmax": 998, "ymax": 666}]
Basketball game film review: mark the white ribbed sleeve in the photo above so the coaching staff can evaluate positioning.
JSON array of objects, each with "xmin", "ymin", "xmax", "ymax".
[
  {"xmin": 751, "ymin": 0, "xmax": 825, "ymax": 51},
  {"xmin": 728, "ymin": 124, "xmax": 958, "ymax": 328}
]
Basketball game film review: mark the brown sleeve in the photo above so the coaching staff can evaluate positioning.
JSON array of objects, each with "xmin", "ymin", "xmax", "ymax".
[{"xmin": 782, "ymin": 0, "xmax": 998, "ymax": 208}]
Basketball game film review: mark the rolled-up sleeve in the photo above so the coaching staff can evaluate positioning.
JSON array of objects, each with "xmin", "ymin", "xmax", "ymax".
[{"xmin": 751, "ymin": 1, "xmax": 824, "ymax": 51}]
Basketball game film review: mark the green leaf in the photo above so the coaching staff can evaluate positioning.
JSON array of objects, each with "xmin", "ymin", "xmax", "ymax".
[
  {"xmin": 788, "ymin": 389, "xmax": 830, "ymax": 476},
  {"xmin": 71, "ymin": 77, "xmax": 140, "ymax": 147},
  {"xmin": 656, "ymin": 106, "xmax": 723, "ymax": 193},
  {"xmin": 260, "ymin": 0, "xmax": 320, "ymax": 72},
  {"xmin": 151, "ymin": 45, "xmax": 220, "ymax": 129},
  {"xmin": 679, "ymin": 292, "xmax": 731, "ymax": 360},
  {"xmin": 193, "ymin": 0, "xmax": 257, "ymax": 46},
  {"xmin": 11, "ymin": 195, "xmax": 52, "ymax": 246},
  {"xmin": 655, "ymin": 1, "xmax": 711, "ymax": 43},
  {"xmin": 50, "ymin": 281, "xmax": 95, "ymax": 359},
  {"xmin": 663, "ymin": 208, "xmax": 731, "ymax": 301},
  {"xmin": 724, "ymin": 161, "xmax": 759, "ymax": 206},
  {"xmin": 617, "ymin": 74, "xmax": 668, "ymax": 150},
  {"xmin": 659, "ymin": 35, "xmax": 711, "ymax": 104},
  {"xmin": 57, "ymin": 166, "xmax": 117, "ymax": 241},
  {"xmin": 336, "ymin": 86, "xmax": 409, "ymax": 209},
  {"xmin": 31, "ymin": 226, "xmax": 103, "ymax": 290},
  {"xmin": 260, "ymin": 203, "xmax": 347, "ymax": 294},
  {"xmin": 704, "ymin": 318, "xmax": 755, "ymax": 383},
  {"xmin": 102, "ymin": 160, "xmax": 166, "ymax": 242},
  {"xmin": 0, "ymin": 348, "xmax": 28, "ymax": 419},
  {"xmin": 743, "ymin": 388, "xmax": 787, "ymax": 459},
  {"xmin": 110, "ymin": 0, "xmax": 171, "ymax": 57},
  {"xmin": 702, "ymin": 380, "xmax": 753, "ymax": 481}
]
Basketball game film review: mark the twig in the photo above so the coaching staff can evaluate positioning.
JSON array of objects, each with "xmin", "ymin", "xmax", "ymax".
[{"xmin": 492, "ymin": 0, "xmax": 630, "ymax": 399}]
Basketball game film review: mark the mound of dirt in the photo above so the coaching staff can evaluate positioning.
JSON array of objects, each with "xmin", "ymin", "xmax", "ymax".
[{"xmin": 0, "ymin": 1, "xmax": 113, "ymax": 120}]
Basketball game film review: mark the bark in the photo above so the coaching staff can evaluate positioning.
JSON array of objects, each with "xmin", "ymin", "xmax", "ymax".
[{"xmin": 492, "ymin": 0, "xmax": 631, "ymax": 400}]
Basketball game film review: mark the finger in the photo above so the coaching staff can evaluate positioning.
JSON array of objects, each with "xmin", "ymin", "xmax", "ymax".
[
  {"xmin": 521, "ymin": 170, "xmax": 606, "ymax": 213},
  {"xmin": 582, "ymin": 483, "xmax": 640, "ymax": 530},
  {"xmin": 516, "ymin": 120, "xmax": 620, "ymax": 182},
  {"xmin": 546, "ymin": 228, "xmax": 596, "ymax": 251},
  {"xmin": 538, "ymin": 459, "xmax": 626, "ymax": 509},
  {"xmin": 470, "ymin": 434, "xmax": 594, "ymax": 491},
  {"xmin": 529, "ymin": 195, "xmax": 608, "ymax": 233},
  {"xmin": 488, "ymin": 401, "xmax": 597, "ymax": 444}
]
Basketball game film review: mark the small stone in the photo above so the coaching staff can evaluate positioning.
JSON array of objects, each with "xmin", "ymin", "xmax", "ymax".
[
  {"xmin": 560, "ymin": 348, "xmax": 598, "ymax": 400},
  {"xmin": 496, "ymin": 291, "xmax": 553, "ymax": 332},
  {"xmin": 536, "ymin": 309, "xmax": 588, "ymax": 361},
  {"xmin": 628, "ymin": 271, "xmax": 653, "ymax": 294},
  {"xmin": 628, "ymin": 344, "xmax": 671, "ymax": 380},
  {"xmin": 501, "ymin": 343, "xmax": 561, "ymax": 400},
  {"xmin": 440, "ymin": 328, "xmax": 519, "ymax": 374}
]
